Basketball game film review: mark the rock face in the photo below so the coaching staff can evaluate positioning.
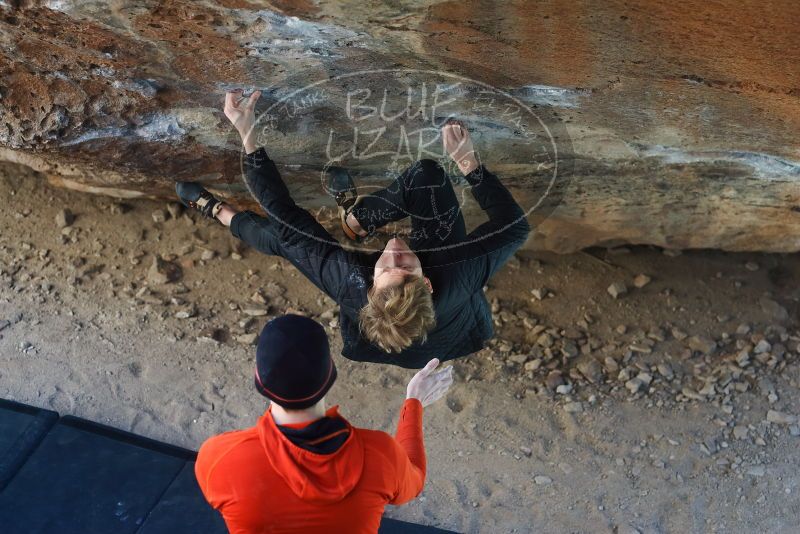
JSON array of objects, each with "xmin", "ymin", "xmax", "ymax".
[{"xmin": 1, "ymin": 1, "xmax": 799, "ymax": 252}]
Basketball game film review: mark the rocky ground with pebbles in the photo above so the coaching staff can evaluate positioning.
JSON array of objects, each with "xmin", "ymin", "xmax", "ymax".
[{"xmin": 1, "ymin": 162, "xmax": 799, "ymax": 533}]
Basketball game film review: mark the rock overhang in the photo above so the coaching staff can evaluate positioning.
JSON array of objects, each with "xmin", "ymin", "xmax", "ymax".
[{"xmin": 0, "ymin": 0, "xmax": 798, "ymax": 252}]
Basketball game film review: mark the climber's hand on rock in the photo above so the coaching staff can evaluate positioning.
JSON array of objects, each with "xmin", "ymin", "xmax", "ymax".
[
  {"xmin": 442, "ymin": 119, "xmax": 479, "ymax": 175},
  {"xmin": 224, "ymin": 89, "xmax": 261, "ymax": 154}
]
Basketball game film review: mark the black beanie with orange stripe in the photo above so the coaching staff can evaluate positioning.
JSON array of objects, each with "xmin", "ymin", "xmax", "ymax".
[{"xmin": 254, "ymin": 314, "xmax": 337, "ymax": 410}]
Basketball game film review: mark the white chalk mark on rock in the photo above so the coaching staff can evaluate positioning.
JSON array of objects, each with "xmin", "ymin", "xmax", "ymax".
[{"xmin": 632, "ymin": 144, "xmax": 800, "ymax": 180}]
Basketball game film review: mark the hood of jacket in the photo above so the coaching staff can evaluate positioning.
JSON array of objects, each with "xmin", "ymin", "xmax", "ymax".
[{"xmin": 257, "ymin": 406, "xmax": 364, "ymax": 505}]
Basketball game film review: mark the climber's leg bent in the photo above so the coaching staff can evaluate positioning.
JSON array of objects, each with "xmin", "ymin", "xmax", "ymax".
[{"xmin": 348, "ymin": 159, "xmax": 467, "ymax": 250}]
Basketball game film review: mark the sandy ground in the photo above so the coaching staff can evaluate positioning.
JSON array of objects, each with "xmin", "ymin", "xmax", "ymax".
[{"xmin": 1, "ymin": 162, "xmax": 799, "ymax": 533}]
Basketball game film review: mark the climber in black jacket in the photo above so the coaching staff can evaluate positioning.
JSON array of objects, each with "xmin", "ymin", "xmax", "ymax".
[{"xmin": 176, "ymin": 89, "xmax": 530, "ymax": 368}]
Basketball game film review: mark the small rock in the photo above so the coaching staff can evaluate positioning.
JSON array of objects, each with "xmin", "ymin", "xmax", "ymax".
[
  {"xmin": 744, "ymin": 261, "xmax": 759, "ymax": 272},
  {"xmin": 110, "ymin": 203, "xmax": 131, "ymax": 215},
  {"xmin": 753, "ymin": 339, "xmax": 772, "ymax": 354},
  {"xmin": 671, "ymin": 328, "xmax": 688, "ymax": 341},
  {"xmin": 758, "ymin": 378, "xmax": 776, "ymax": 397},
  {"xmin": 686, "ymin": 335, "xmax": 716, "ymax": 355},
  {"xmin": 789, "ymin": 425, "xmax": 800, "ymax": 437},
  {"xmin": 198, "ymin": 328, "xmax": 226, "ymax": 344},
  {"xmin": 626, "ymin": 378, "xmax": 644, "ymax": 394},
  {"xmin": 698, "ymin": 382, "xmax": 715, "ymax": 397},
  {"xmin": 524, "ymin": 359, "xmax": 541, "ymax": 372},
  {"xmin": 531, "ymin": 288, "xmax": 548, "ymax": 301},
  {"xmin": 55, "ymin": 209, "xmax": 74, "ymax": 228},
  {"xmin": 637, "ymin": 372, "xmax": 653, "ymax": 385},
  {"xmin": 746, "ymin": 465, "xmax": 765, "ymax": 477},
  {"xmin": 563, "ymin": 401, "xmax": 583, "ymax": 413},
  {"xmin": 647, "ymin": 328, "xmax": 666, "ymax": 342},
  {"xmin": 759, "ymin": 297, "xmax": 789, "ymax": 322},
  {"xmin": 519, "ymin": 446, "xmax": 532, "ymax": 457},
  {"xmin": 736, "ymin": 323, "xmax": 751, "ymax": 335},
  {"xmin": 537, "ymin": 333, "xmax": 554, "ymax": 348},
  {"xmin": 172, "ymin": 283, "xmax": 190, "ymax": 295},
  {"xmin": 546, "ymin": 371, "xmax": 564, "ymax": 391},
  {"xmin": 603, "ymin": 357, "xmax": 619, "ymax": 373},
  {"xmin": 682, "ymin": 387, "xmax": 704, "ymax": 401},
  {"xmin": 236, "ymin": 333, "xmax": 259, "ymax": 345},
  {"xmin": 243, "ymin": 308, "xmax": 269, "ymax": 317},
  {"xmin": 633, "ymin": 274, "xmax": 651, "ymax": 288},
  {"xmin": 736, "ymin": 349, "xmax": 751, "ymax": 367},
  {"xmin": 147, "ymin": 255, "xmax": 182, "ymax": 284},
  {"xmin": 505, "ymin": 255, "xmax": 521, "ymax": 270},
  {"xmin": 766, "ymin": 410, "xmax": 797, "ymax": 425},
  {"xmin": 152, "ymin": 209, "xmax": 168, "ymax": 223},
  {"xmin": 175, "ymin": 308, "xmax": 196, "ymax": 319},
  {"xmin": 662, "ymin": 249, "xmax": 682, "ymax": 257},
  {"xmin": 509, "ymin": 353, "xmax": 528, "ymax": 365},
  {"xmin": 556, "ymin": 384, "xmax": 572, "ymax": 395},
  {"xmin": 576, "ymin": 358, "xmax": 603, "ymax": 384},
  {"xmin": 701, "ymin": 437, "xmax": 719, "ymax": 455},
  {"xmin": 657, "ymin": 362, "xmax": 674, "ymax": 379},
  {"xmin": 561, "ymin": 340, "xmax": 579, "ymax": 358},
  {"xmin": 166, "ymin": 202, "xmax": 184, "ymax": 219},
  {"xmin": 607, "ymin": 282, "xmax": 628, "ymax": 299},
  {"xmin": 733, "ymin": 426, "xmax": 749, "ymax": 440},
  {"xmin": 264, "ymin": 281, "xmax": 286, "ymax": 298},
  {"xmin": 533, "ymin": 475, "xmax": 552, "ymax": 485}
]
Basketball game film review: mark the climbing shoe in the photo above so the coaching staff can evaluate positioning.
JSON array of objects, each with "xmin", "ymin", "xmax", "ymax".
[
  {"xmin": 325, "ymin": 166, "xmax": 362, "ymax": 241},
  {"xmin": 175, "ymin": 181, "xmax": 220, "ymax": 219}
]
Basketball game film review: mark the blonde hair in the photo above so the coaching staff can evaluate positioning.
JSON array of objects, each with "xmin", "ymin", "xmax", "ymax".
[{"xmin": 359, "ymin": 277, "xmax": 436, "ymax": 353}]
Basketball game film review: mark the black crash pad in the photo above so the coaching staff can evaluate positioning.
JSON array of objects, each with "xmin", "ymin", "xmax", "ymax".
[
  {"xmin": 0, "ymin": 399, "xmax": 460, "ymax": 533},
  {"xmin": 0, "ymin": 398, "xmax": 58, "ymax": 492},
  {"xmin": 380, "ymin": 517, "xmax": 458, "ymax": 533},
  {"xmin": 138, "ymin": 461, "xmax": 227, "ymax": 534},
  {"xmin": 0, "ymin": 416, "xmax": 188, "ymax": 534}
]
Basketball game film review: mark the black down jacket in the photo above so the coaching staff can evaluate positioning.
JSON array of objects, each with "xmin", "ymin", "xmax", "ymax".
[{"xmin": 229, "ymin": 148, "xmax": 530, "ymax": 368}]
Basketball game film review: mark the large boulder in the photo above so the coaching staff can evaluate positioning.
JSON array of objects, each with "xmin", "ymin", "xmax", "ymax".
[{"xmin": 1, "ymin": 1, "xmax": 799, "ymax": 252}]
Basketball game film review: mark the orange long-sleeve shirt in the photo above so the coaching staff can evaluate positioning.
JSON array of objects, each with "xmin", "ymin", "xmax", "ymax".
[{"xmin": 195, "ymin": 399, "xmax": 425, "ymax": 534}]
